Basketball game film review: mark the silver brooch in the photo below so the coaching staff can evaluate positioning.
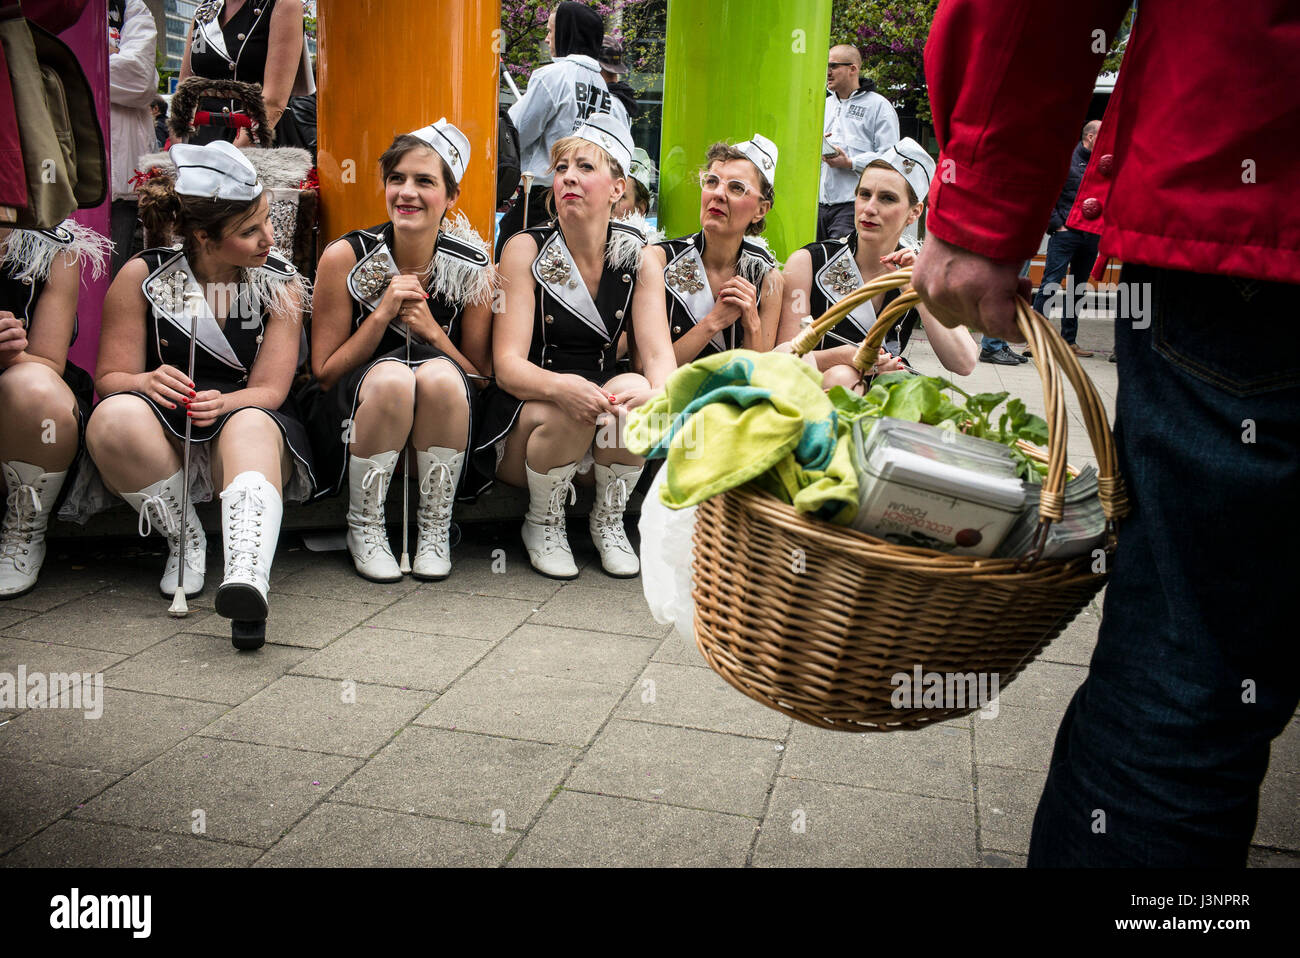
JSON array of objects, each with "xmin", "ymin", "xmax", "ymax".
[
  {"xmin": 148, "ymin": 270, "xmax": 191, "ymax": 314},
  {"xmin": 537, "ymin": 243, "xmax": 571, "ymax": 286},
  {"xmin": 353, "ymin": 252, "xmax": 393, "ymax": 299},
  {"xmin": 762, "ymin": 157, "xmax": 773, "ymax": 170},
  {"xmin": 194, "ymin": 0, "xmax": 222, "ymax": 24},
  {"xmin": 825, "ymin": 258, "xmax": 858, "ymax": 296},
  {"xmin": 901, "ymin": 158, "xmax": 915, "ymax": 173},
  {"xmin": 666, "ymin": 257, "xmax": 705, "ymax": 295}
]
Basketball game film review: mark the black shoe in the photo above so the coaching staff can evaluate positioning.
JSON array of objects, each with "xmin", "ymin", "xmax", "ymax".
[
  {"xmin": 1020, "ymin": 348, "xmax": 1033, "ymax": 359},
  {"xmin": 1014, "ymin": 350, "xmax": 1029, "ymax": 363},
  {"xmin": 979, "ymin": 346, "xmax": 1022, "ymax": 366},
  {"xmin": 1108, "ymin": 352, "xmax": 1117, "ymax": 363}
]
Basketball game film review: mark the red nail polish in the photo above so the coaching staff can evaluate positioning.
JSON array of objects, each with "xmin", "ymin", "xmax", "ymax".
[{"xmin": 190, "ymin": 390, "xmax": 196, "ymax": 397}]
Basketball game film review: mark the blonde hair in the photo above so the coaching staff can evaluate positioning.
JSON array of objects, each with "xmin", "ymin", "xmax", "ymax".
[{"xmin": 548, "ymin": 136, "xmax": 626, "ymax": 181}]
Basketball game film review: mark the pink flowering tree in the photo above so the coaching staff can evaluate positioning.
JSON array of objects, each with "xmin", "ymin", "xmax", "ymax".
[{"xmin": 501, "ymin": 0, "xmax": 663, "ymax": 91}]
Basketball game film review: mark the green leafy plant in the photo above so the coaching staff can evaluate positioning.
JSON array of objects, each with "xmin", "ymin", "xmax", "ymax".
[{"xmin": 828, "ymin": 373, "xmax": 1051, "ymax": 480}]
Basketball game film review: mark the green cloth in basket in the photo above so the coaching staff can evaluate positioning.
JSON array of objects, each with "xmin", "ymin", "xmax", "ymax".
[{"xmin": 625, "ymin": 349, "xmax": 859, "ymax": 524}]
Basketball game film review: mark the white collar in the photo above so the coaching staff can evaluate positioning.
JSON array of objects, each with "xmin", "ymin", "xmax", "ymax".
[
  {"xmin": 142, "ymin": 250, "xmax": 246, "ymax": 371},
  {"xmin": 663, "ymin": 239, "xmax": 725, "ymax": 352},
  {"xmin": 532, "ymin": 229, "xmax": 609, "ymax": 340},
  {"xmin": 813, "ymin": 241, "xmax": 876, "ymax": 342}
]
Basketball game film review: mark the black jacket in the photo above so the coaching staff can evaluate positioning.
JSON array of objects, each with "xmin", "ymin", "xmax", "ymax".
[{"xmin": 1049, "ymin": 140, "xmax": 1092, "ymax": 232}]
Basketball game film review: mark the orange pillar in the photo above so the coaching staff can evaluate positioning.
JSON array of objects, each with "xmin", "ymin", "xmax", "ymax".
[{"xmin": 317, "ymin": 0, "xmax": 500, "ymax": 249}]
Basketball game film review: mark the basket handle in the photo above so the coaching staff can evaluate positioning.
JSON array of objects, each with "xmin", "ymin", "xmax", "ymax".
[{"xmin": 793, "ymin": 267, "xmax": 1129, "ymax": 560}]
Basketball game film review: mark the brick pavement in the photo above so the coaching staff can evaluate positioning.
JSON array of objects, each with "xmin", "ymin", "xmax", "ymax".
[{"xmin": 1, "ymin": 338, "xmax": 1295, "ymax": 867}]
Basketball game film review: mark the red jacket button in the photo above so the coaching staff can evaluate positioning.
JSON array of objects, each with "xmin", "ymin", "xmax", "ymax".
[
  {"xmin": 1081, "ymin": 197, "xmax": 1103, "ymax": 219},
  {"xmin": 1097, "ymin": 153, "xmax": 1114, "ymax": 177}
]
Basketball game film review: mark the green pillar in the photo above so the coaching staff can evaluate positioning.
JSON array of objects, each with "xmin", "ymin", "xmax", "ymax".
[{"xmin": 659, "ymin": 0, "xmax": 831, "ymax": 260}]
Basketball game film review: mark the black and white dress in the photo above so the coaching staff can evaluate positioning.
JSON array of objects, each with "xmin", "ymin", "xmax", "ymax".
[
  {"xmin": 658, "ymin": 231, "xmax": 778, "ymax": 358},
  {"xmin": 302, "ymin": 217, "xmax": 495, "ymax": 500},
  {"xmin": 471, "ymin": 216, "xmax": 650, "ymax": 481},
  {"xmin": 60, "ymin": 246, "xmax": 317, "ymax": 522},
  {"xmin": 0, "ymin": 221, "xmax": 108, "ymax": 507},
  {"xmin": 800, "ymin": 233, "xmax": 920, "ymax": 357}
]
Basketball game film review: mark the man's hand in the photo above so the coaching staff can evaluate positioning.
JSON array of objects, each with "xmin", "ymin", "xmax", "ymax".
[
  {"xmin": 823, "ymin": 146, "xmax": 852, "ymax": 170},
  {"xmin": 911, "ymin": 234, "xmax": 1026, "ymax": 342}
]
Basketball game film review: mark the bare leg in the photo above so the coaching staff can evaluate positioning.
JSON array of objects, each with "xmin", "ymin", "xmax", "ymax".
[
  {"xmin": 349, "ymin": 360, "xmax": 416, "ymax": 458},
  {"xmin": 411, "ymin": 359, "xmax": 470, "ymax": 452},
  {"xmin": 591, "ymin": 372, "xmax": 649, "ymax": 468},
  {"xmin": 823, "ymin": 363, "xmax": 866, "ymax": 394},
  {"xmin": 0, "ymin": 364, "xmax": 79, "ymax": 473},
  {"xmin": 496, "ymin": 399, "xmax": 597, "ymax": 488},
  {"xmin": 84, "ymin": 394, "xmax": 181, "ymax": 494},
  {"xmin": 210, "ymin": 408, "xmax": 293, "ymax": 493}
]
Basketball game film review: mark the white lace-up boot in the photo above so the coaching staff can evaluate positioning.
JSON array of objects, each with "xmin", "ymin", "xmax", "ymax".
[
  {"xmin": 589, "ymin": 462, "xmax": 643, "ymax": 577},
  {"xmin": 345, "ymin": 451, "xmax": 402, "ymax": 582},
  {"xmin": 521, "ymin": 461, "xmax": 580, "ymax": 579},
  {"xmin": 0, "ymin": 461, "xmax": 67, "ymax": 599},
  {"xmin": 214, "ymin": 471, "xmax": 282, "ymax": 621},
  {"xmin": 120, "ymin": 468, "xmax": 206, "ymax": 598},
  {"xmin": 412, "ymin": 446, "xmax": 463, "ymax": 581}
]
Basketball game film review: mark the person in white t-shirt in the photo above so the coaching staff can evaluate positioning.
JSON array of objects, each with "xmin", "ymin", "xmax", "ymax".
[
  {"xmin": 819, "ymin": 44, "xmax": 899, "ymax": 241},
  {"xmin": 497, "ymin": 1, "xmax": 618, "ymax": 258}
]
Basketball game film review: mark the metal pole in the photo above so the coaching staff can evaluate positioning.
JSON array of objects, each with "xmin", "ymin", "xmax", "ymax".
[{"xmin": 168, "ymin": 306, "xmax": 199, "ymax": 617}]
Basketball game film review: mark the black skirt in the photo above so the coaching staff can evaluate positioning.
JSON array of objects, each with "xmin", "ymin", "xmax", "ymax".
[{"xmin": 303, "ymin": 344, "xmax": 487, "ymax": 502}]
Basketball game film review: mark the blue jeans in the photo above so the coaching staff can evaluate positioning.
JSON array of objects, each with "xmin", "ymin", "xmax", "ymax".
[
  {"xmin": 981, "ymin": 336, "xmax": 1007, "ymax": 352},
  {"xmin": 1031, "ymin": 228, "xmax": 1100, "ymax": 344},
  {"xmin": 1028, "ymin": 264, "xmax": 1300, "ymax": 866}
]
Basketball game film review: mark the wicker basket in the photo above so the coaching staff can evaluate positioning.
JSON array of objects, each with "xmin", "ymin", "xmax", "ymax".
[{"xmin": 690, "ymin": 268, "xmax": 1128, "ymax": 731}]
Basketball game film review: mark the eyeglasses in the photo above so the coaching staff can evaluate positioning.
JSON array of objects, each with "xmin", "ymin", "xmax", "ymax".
[
  {"xmin": 699, "ymin": 171, "xmax": 759, "ymax": 199},
  {"xmin": 828, "ymin": 61, "xmax": 853, "ymax": 69}
]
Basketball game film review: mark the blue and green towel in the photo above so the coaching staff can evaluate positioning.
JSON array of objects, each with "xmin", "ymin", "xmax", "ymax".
[{"xmin": 625, "ymin": 350, "xmax": 859, "ymax": 524}]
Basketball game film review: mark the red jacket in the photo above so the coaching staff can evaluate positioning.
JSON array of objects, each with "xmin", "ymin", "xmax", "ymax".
[{"xmin": 924, "ymin": 0, "xmax": 1300, "ymax": 286}]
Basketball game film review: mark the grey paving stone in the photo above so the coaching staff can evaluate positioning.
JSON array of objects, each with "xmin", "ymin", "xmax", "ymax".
[
  {"xmin": 0, "ymin": 637, "xmax": 126, "ymax": 707},
  {"xmin": 781, "ymin": 718, "xmax": 974, "ymax": 802},
  {"xmin": 71, "ymin": 737, "xmax": 358, "ymax": 847},
  {"xmin": 617, "ymin": 661, "xmax": 792, "ymax": 740},
  {"xmin": 573, "ymin": 562, "xmax": 647, "ymax": 593},
  {"xmin": 651, "ymin": 628, "xmax": 709, "ymax": 669},
  {"xmin": 1040, "ymin": 604, "xmax": 1101, "ymax": 667},
  {"xmin": 271, "ymin": 554, "xmax": 421, "ymax": 604},
  {"xmin": 438, "ymin": 545, "xmax": 565, "ymax": 602},
  {"xmin": 0, "ymin": 758, "xmax": 117, "ymax": 854},
  {"xmin": 752, "ymin": 777, "xmax": 978, "ymax": 867},
  {"xmin": 365, "ymin": 590, "xmax": 535, "ymax": 642},
  {"xmin": 0, "ymin": 690, "xmax": 224, "ymax": 774},
  {"xmin": 997, "ymin": 661, "xmax": 1089, "ymax": 712},
  {"xmin": 5, "ymin": 593, "xmax": 189, "ymax": 654},
  {"xmin": 973, "ymin": 704, "xmax": 1061, "ymax": 774},
  {"xmin": 335, "ymin": 726, "xmax": 575, "ymax": 828},
  {"xmin": 102, "ymin": 632, "xmax": 310, "ymax": 705},
  {"xmin": 981, "ymin": 851, "xmax": 1028, "ymax": 867},
  {"xmin": 975, "ymin": 765, "xmax": 1047, "ymax": 857},
  {"xmin": 90, "ymin": 549, "xmax": 220, "ymax": 602},
  {"xmin": 0, "ymin": 561, "xmax": 117, "ymax": 613},
  {"xmin": 0, "ymin": 605, "xmax": 38, "ymax": 631},
  {"xmin": 2, "ymin": 818, "xmax": 260, "ymax": 867},
  {"xmin": 256, "ymin": 802, "xmax": 509, "ymax": 867},
  {"xmin": 415, "ymin": 668, "xmax": 624, "ymax": 747},
  {"xmin": 1248, "ymin": 846, "xmax": 1300, "ymax": 868},
  {"xmin": 1253, "ymin": 717, "xmax": 1299, "ymax": 852},
  {"xmin": 566, "ymin": 719, "xmax": 779, "ymax": 817},
  {"xmin": 290, "ymin": 626, "xmax": 490, "ymax": 691},
  {"xmin": 198, "ymin": 675, "xmax": 430, "ymax": 758},
  {"xmin": 508, "ymin": 790, "xmax": 753, "ymax": 867},
  {"xmin": 187, "ymin": 592, "xmax": 388, "ymax": 650},
  {"xmin": 528, "ymin": 585, "xmax": 668, "ymax": 638},
  {"xmin": 478, "ymin": 623, "xmax": 658, "ymax": 687}
]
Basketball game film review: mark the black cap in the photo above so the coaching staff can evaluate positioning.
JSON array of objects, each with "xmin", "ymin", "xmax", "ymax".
[{"xmin": 599, "ymin": 36, "xmax": 628, "ymax": 74}]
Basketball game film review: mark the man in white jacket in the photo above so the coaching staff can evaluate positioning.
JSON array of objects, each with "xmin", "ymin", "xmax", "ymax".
[
  {"xmin": 108, "ymin": 0, "xmax": 159, "ymax": 277},
  {"xmin": 497, "ymin": 1, "xmax": 622, "ymax": 258},
  {"xmin": 818, "ymin": 44, "xmax": 900, "ymax": 241}
]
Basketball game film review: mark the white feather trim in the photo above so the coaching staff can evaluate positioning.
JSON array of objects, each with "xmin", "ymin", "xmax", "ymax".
[
  {"xmin": 738, "ymin": 234, "xmax": 780, "ymax": 296},
  {"xmin": 606, "ymin": 211, "xmax": 658, "ymax": 273},
  {"xmin": 0, "ymin": 219, "xmax": 110, "ymax": 284},
  {"xmin": 242, "ymin": 250, "xmax": 312, "ymax": 320},
  {"xmin": 431, "ymin": 212, "xmax": 497, "ymax": 308}
]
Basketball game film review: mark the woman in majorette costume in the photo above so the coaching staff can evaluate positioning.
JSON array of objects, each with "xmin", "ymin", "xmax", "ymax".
[
  {"xmin": 68, "ymin": 141, "xmax": 316, "ymax": 649},
  {"xmin": 777, "ymin": 138, "xmax": 978, "ymax": 387},
  {"xmin": 307, "ymin": 119, "xmax": 493, "ymax": 582},
  {"xmin": 473, "ymin": 112, "xmax": 677, "ymax": 580},
  {"xmin": 0, "ymin": 221, "xmax": 109, "ymax": 599},
  {"xmin": 649, "ymin": 135, "xmax": 785, "ymax": 366}
]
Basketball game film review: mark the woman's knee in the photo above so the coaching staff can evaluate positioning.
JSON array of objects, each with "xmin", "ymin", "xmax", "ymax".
[
  {"xmin": 414, "ymin": 360, "xmax": 464, "ymax": 401},
  {"xmin": 0, "ymin": 363, "xmax": 74, "ymax": 421},
  {"xmin": 357, "ymin": 362, "xmax": 416, "ymax": 413},
  {"xmin": 85, "ymin": 395, "xmax": 159, "ymax": 459},
  {"xmin": 219, "ymin": 408, "xmax": 282, "ymax": 447}
]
